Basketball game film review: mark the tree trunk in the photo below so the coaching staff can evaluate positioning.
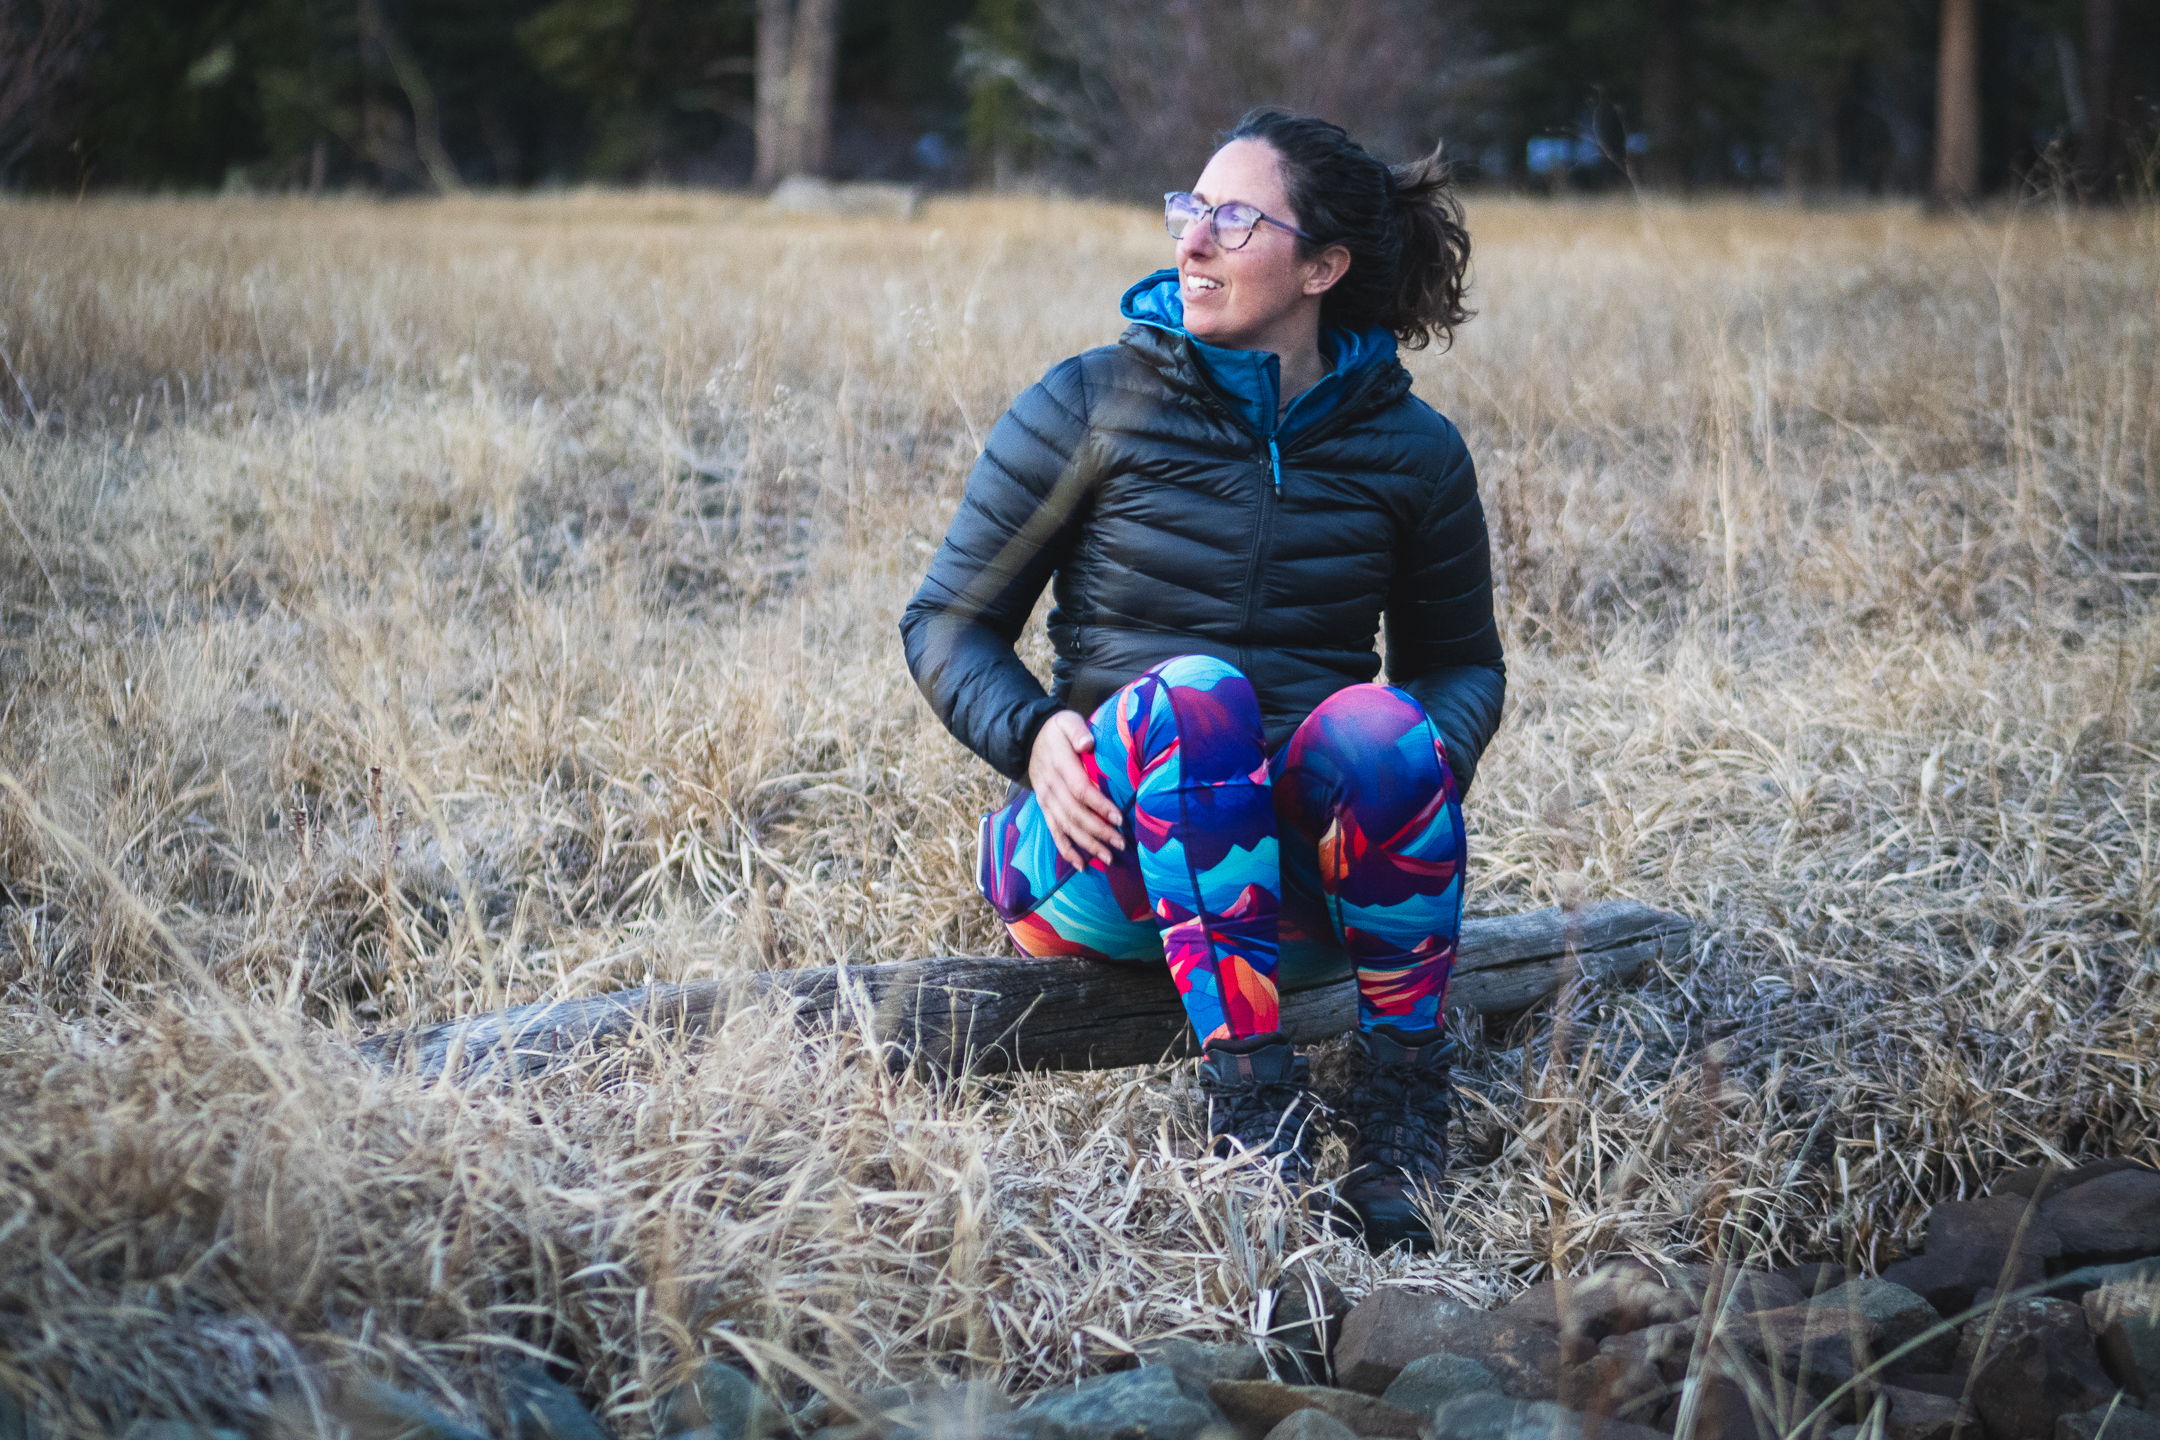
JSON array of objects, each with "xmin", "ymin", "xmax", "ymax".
[
  {"xmin": 2077, "ymin": 0, "xmax": 2120, "ymax": 196},
  {"xmin": 1930, "ymin": 0, "xmax": 1981, "ymax": 207},
  {"xmin": 753, "ymin": 0, "xmax": 792, "ymax": 186},
  {"xmin": 359, "ymin": 901, "xmax": 1694, "ymax": 1081},
  {"xmin": 755, "ymin": 0, "xmax": 841, "ymax": 185},
  {"xmin": 780, "ymin": 0, "xmax": 840, "ymax": 178},
  {"xmin": 1640, "ymin": 0, "xmax": 1689, "ymax": 190}
]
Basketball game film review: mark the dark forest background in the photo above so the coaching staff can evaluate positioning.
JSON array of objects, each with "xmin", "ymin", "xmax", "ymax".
[{"xmin": 0, "ymin": 0, "xmax": 2153, "ymax": 201}]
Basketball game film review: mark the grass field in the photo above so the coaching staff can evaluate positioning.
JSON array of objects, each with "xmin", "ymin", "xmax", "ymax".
[{"xmin": 0, "ymin": 190, "xmax": 2155, "ymax": 1434}]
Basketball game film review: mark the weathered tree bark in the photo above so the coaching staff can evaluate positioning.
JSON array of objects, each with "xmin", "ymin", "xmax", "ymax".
[
  {"xmin": 1930, "ymin": 0, "xmax": 1982, "ymax": 208},
  {"xmin": 360, "ymin": 901, "xmax": 1692, "ymax": 1082},
  {"xmin": 754, "ymin": 0, "xmax": 840, "ymax": 185}
]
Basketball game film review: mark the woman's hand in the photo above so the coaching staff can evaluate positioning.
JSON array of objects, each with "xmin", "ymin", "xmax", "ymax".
[{"xmin": 1029, "ymin": 710, "xmax": 1126, "ymax": 869}]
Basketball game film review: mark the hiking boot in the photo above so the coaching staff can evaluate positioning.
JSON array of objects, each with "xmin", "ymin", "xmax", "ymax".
[
  {"xmin": 1197, "ymin": 1030, "xmax": 1325, "ymax": 1185},
  {"xmin": 1339, "ymin": 1024, "xmax": 1454, "ymax": 1251}
]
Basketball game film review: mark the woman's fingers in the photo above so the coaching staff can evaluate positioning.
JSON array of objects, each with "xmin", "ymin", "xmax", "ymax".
[{"xmin": 1030, "ymin": 710, "xmax": 1126, "ymax": 867}]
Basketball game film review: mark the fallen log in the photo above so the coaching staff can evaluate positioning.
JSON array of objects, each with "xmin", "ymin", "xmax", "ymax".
[{"xmin": 358, "ymin": 900, "xmax": 1691, "ymax": 1081}]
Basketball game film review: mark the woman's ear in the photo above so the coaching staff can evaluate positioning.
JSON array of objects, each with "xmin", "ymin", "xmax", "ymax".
[{"xmin": 1303, "ymin": 243, "xmax": 1353, "ymax": 297}]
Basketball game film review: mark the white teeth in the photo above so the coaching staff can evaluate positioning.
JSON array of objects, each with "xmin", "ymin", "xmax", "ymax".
[{"xmin": 1188, "ymin": 276, "xmax": 1221, "ymax": 291}]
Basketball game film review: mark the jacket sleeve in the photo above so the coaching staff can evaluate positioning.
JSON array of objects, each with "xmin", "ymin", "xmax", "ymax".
[
  {"xmin": 899, "ymin": 358, "xmax": 1097, "ymax": 782},
  {"xmin": 1385, "ymin": 423, "xmax": 1507, "ymax": 797}
]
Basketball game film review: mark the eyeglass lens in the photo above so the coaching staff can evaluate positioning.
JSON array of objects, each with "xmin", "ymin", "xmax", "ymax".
[{"xmin": 1163, "ymin": 194, "xmax": 1260, "ymax": 250}]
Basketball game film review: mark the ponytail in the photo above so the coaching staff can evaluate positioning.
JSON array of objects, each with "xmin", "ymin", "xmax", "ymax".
[{"xmin": 1223, "ymin": 109, "xmax": 1474, "ymax": 351}]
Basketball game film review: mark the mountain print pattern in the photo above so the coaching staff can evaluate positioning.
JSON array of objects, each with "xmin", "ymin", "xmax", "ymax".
[{"xmin": 979, "ymin": 655, "xmax": 1462, "ymax": 1042}]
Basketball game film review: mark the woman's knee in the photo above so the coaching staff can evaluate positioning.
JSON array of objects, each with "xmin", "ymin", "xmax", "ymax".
[
  {"xmin": 1282, "ymin": 684, "xmax": 1452, "ymax": 801},
  {"xmin": 1142, "ymin": 652, "xmax": 1253, "ymax": 695}
]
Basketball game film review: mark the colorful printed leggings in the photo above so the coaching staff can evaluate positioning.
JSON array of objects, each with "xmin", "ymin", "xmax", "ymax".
[{"xmin": 977, "ymin": 654, "xmax": 1465, "ymax": 1045}]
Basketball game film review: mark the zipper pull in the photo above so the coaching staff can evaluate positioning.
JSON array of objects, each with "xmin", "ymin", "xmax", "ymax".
[{"xmin": 1268, "ymin": 437, "xmax": 1281, "ymax": 493}]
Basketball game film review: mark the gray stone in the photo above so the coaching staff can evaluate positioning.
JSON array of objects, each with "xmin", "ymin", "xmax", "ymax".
[
  {"xmin": 119, "ymin": 1426, "xmax": 247, "ymax": 1440},
  {"xmin": 1553, "ymin": 1350, "xmax": 1666, "ymax": 1429},
  {"xmin": 767, "ymin": 176, "xmax": 922, "ymax": 221},
  {"xmin": 2085, "ymin": 1282, "xmax": 2160, "ymax": 1404},
  {"xmin": 506, "ymin": 1365, "xmax": 609, "ymax": 1440},
  {"xmin": 1261, "ymin": 1411, "xmax": 1360, "ymax": 1440},
  {"xmin": 1381, "ymin": 1355, "xmax": 1503, "ymax": 1416},
  {"xmin": 1134, "ymin": 1340, "xmax": 1268, "ymax": 1389},
  {"xmin": 1330, "ymin": 1290, "xmax": 1480, "ymax": 1395},
  {"xmin": 1333, "ymin": 1293, "xmax": 1558, "ymax": 1399},
  {"xmin": 1782, "ymin": 1264, "xmax": 1853, "ymax": 1298},
  {"xmin": 1663, "ymin": 1266, "xmax": 1807, "ymax": 1319},
  {"xmin": 1429, "ymin": 1393, "xmax": 1661, "ymax": 1440},
  {"xmin": 2055, "ymin": 1403, "xmax": 2160, "ymax": 1440},
  {"xmin": 1882, "ymin": 1195, "xmax": 2064, "ymax": 1320},
  {"xmin": 1208, "ymin": 1380, "xmax": 1419, "ymax": 1439},
  {"xmin": 2048, "ymin": 1259, "xmax": 2160, "ymax": 1302},
  {"xmin": 1269, "ymin": 1267, "xmax": 1349, "ymax": 1385},
  {"xmin": 1872, "ymin": 1387, "xmax": 1968, "ymax": 1440},
  {"xmin": 2043, "ymin": 1172, "xmax": 2160, "ymax": 1266},
  {"xmin": 659, "ymin": 1362, "xmax": 787, "ymax": 1440},
  {"xmin": 0, "ymin": 1387, "xmax": 24, "ymax": 1440},
  {"xmin": 1994, "ymin": 1161, "xmax": 2153, "ymax": 1204},
  {"xmin": 339, "ymin": 1381, "xmax": 495, "ymax": 1440},
  {"xmin": 1808, "ymin": 1279, "xmax": 1959, "ymax": 1373},
  {"xmin": 1017, "ymin": 1365, "xmax": 1227, "ymax": 1440},
  {"xmin": 1503, "ymin": 1268, "xmax": 1697, "ymax": 1363},
  {"xmin": 1956, "ymin": 1296, "xmax": 2118, "ymax": 1440},
  {"xmin": 1652, "ymin": 1353, "xmax": 1781, "ymax": 1440}
]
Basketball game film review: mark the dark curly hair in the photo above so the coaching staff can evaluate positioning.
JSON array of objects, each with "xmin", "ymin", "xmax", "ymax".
[{"xmin": 1223, "ymin": 109, "xmax": 1473, "ymax": 351}]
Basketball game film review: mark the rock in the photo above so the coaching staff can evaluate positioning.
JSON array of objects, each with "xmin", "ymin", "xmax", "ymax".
[
  {"xmin": 2043, "ymin": 1172, "xmax": 2160, "ymax": 1266},
  {"xmin": 2085, "ymin": 1282, "xmax": 2160, "ymax": 1403},
  {"xmin": 1134, "ymin": 1340, "xmax": 1268, "ymax": 1388},
  {"xmin": 506, "ymin": 1365, "xmax": 609, "ymax": 1440},
  {"xmin": 1261, "ymin": 1412, "xmax": 1361, "ymax": 1440},
  {"xmin": 1882, "ymin": 1196, "xmax": 2064, "ymax": 1320},
  {"xmin": 2055, "ymin": 1403, "xmax": 2160, "ymax": 1440},
  {"xmin": 1994, "ymin": 1160, "xmax": 2153, "ymax": 1204},
  {"xmin": 1956, "ymin": 1296, "xmax": 2118, "ymax": 1440},
  {"xmin": 1665, "ymin": 1266, "xmax": 1807, "ymax": 1320},
  {"xmin": 1381, "ymin": 1355, "xmax": 1503, "ymax": 1417},
  {"xmin": 1331, "ymin": 1290, "xmax": 1480, "ymax": 1394},
  {"xmin": 1430, "ymin": 1393, "xmax": 1661, "ymax": 1440},
  {"xmin": 767, "ymin": 176, "xmax": 922, "ymax": 221},
  {"xmin": 336, "ymin": 1381, "xmax": 494, "ymax": 1440},
  {"xmin": 1808, "ymin": 1280, "xmax": 1960, "ymax": 1373},
  {"xmin": 120, "ymin": 1426, "xmax": 247, "ymax": 1440},
  {"xmin": 1208, "ymin": 1380, "xmax": 1420, "ymax": 1439},
  {"xmin": 0, "ymin": 1387, "xmax": 24, "ymax": 1440},
  {"xmin": 660, "ymin": 1362, "xmax": 787, "ymax": 1440},
  {"xmin": 1872, "ymin": 1386, "xmax": 1968, "ymax": 1440},
  {"xmin": 1553, "ymin": 1350, "xmax": 1665, "ymax": 1429},
  {"xmin": 1652, "ymin": 1354, "xmax": 1778, "ymax": 1440},
  {"xmin": 846, "ymin": 1381, "xmax": 1016, "ymax": 1440},
  {"xmin": 1596, "ymin": 1324, "xmax": 1695, "ymax": 1387},
  {"xmin": 1269, "ymin": 1267, "xmax": 1350, "ymax": 1384},
  {"xmin": 1782, "ymin": 1264, "xmax": 1852, "ymax": 1298},
  {"xmin": 1504, "ymin": 1269, "xmax": 1698, "ymax": 1362},
  {"xmin": 1334, "ymin": 1298, "xmax": 1562, "ymax": 1401},
  {"xmin": 2046, "ymin": 1259, "xmax": 2160, "ymax": 1302},
  {"xmin": 1017, "ymin": 1366, "xmax": 1227, "ymax": 1440}
]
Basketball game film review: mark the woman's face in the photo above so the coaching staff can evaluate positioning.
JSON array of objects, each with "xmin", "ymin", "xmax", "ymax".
[{"xmin": 1176, "ymin": 138, "xmax": 1344, "ymax": 351}]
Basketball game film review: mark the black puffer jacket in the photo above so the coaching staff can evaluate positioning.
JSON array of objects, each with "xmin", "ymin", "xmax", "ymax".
[{"xmin": 900, "ymin": 316, "xmax": 1505, "ymax": 793}]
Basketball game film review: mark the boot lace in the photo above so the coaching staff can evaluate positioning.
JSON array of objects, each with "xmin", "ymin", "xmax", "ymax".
[{"xmin": 1346, "ymin": 1049, "xmax": 1452, "ymax": 1181}]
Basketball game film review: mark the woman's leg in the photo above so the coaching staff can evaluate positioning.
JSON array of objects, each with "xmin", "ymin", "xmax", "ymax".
[
  {"xmin": 1274, "ymin": 681, "xmax": 1463, "ymax": 1247},
  {"xmin": 1274, "ymin": 683, "xmax": 1464, "ymax": 1032},
  {"xmin": 979, "ymin": 654, "xmax": 1283, "ymax": 1045}
]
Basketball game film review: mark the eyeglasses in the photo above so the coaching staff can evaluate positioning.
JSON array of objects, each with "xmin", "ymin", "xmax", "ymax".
[{"xmin": 1164, "ymin": 191, "xmax": 1315, "ymax": 250}]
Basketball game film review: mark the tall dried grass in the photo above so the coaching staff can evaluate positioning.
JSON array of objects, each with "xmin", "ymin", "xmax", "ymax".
[{"xmin": 0, "ymin": 190, "xmax": 2154, "ymax": 1434}]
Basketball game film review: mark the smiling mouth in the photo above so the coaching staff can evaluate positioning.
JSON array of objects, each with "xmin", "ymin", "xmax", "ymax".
[{"xmin": 1183, "ymin": 273, "xmax": 1222, "ymax": 294}]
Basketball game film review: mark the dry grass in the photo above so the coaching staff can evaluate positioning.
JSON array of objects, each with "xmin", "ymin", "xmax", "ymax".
[{"xmin": 0, "ymin": 189, "xmax": 2154, "ymax": 1435}]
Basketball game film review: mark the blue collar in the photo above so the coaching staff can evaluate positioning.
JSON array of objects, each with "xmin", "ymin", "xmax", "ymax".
[{"xmin": 1118, "ymin": 268, "xmax": 1396, "ymax": 447}]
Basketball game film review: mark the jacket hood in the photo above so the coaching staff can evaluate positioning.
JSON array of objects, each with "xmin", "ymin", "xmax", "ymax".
[{"xmin": 1118, "ymin": 268, "xmax": 1399, "ymax": 444}]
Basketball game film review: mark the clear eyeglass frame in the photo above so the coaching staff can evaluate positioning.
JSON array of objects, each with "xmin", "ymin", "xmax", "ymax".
[{"xmin": 1163, "ymin": 191, "xmax": 1316, "ymax": 250}]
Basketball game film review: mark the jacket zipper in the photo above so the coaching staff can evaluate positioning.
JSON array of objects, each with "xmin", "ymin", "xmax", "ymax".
[{"xmin": 1239, "ymin": 441, "xmax": 1277, "ymax": 654}]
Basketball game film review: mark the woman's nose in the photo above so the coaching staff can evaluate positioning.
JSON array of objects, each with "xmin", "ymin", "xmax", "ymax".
[{"xmin": 1175, "ymin": 219, "xmax": 1215, "ymax": 264}]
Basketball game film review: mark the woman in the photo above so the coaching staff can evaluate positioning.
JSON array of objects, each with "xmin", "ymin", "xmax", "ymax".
[{"xmin": 900, "ymin": 110, "xmax": 1504, "ymax": 1252}]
